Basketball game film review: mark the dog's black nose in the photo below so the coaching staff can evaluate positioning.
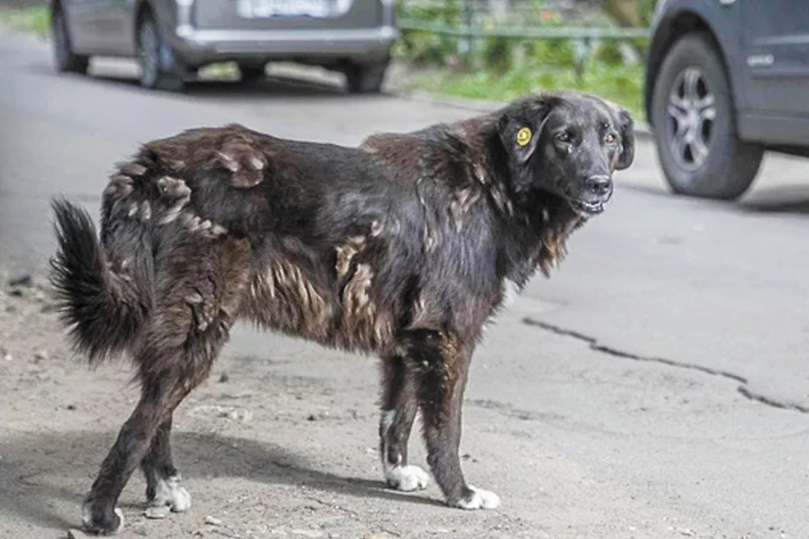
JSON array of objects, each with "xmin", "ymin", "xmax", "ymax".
[{"xmin": 585, "ymin": 175, "xmax": 612, "ymax": 197}]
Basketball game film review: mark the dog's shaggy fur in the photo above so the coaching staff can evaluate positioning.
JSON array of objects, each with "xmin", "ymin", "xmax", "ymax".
[{"xmin": 51, "ymin": 91, "xmax": 634, "ymax": 533}]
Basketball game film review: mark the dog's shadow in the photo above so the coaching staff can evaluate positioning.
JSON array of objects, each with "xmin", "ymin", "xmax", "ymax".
[{"xmin": 0, "ymin": 430, "xmax": 443, "ymax": 531}]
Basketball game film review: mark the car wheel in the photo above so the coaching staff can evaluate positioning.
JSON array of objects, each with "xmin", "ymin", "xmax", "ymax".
[
  {"xmin": 137, "ymin": 12, "xmax": 184, "ymax": 91},
  {"xmin": 51, "ymin": 3, "xmax": 89, "ymax": 74},
  {"xmin": 651, "ymin": 32, "xmax": 763, "ymax": 200},
  {"xmin": 239, "ymin": 64, "xmax": 266, "ymax": 82},
  {"xmin": 344, "ymin": 61, "xmax": 387, "ymax": 94}
]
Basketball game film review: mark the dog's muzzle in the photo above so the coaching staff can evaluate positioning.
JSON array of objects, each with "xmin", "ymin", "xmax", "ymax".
[{"xmin": 566, "ymin": 174, "xmax": 613, "ymax": 216}]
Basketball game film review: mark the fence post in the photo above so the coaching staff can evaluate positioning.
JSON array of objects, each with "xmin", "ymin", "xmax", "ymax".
[
  {"xmin": 574, "ymin": 37, "xmax": 592, "ymax": 80},
  {"xmin": 459, "ymin": 0, "xmax": 473, "ymax": 64}
]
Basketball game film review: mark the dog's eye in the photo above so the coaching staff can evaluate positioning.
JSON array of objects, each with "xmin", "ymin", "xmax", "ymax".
[
  {"xmin": 605, "ymin": 133, "xmax": 617, "ymax": 144},
  {"xmin": 556, "ymin": 132, "xmax": 571, "ymax": 143}
]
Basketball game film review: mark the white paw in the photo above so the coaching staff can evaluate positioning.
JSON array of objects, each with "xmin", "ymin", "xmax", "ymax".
[
  {"xmin": 385, "ymin": 464, "xmax": 431, "ymax": 492},
  {"xmin": 456, "ymin": 485, "xmax": 501, "ymax": 510},
  {"xmin": 151, "ymin": 476, "xmax": 192, "ymax": 513}
]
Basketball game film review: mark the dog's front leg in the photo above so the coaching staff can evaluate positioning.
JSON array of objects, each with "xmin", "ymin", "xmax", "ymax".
[{"xmin": 405, "ymin": 330, "xmax": 501, "ymax": 510}]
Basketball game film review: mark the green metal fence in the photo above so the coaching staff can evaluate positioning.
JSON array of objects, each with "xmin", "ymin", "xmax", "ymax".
[{"xmin": 397, "ymin": 1, "xmax": 651, "ymax": 75}]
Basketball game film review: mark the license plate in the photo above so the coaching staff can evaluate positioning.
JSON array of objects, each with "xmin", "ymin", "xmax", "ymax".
[{"xmin": 237, "ymin": 0, "xmax": 331, "ymax": 18}]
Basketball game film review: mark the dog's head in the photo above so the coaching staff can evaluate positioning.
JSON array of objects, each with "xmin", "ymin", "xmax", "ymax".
[{"xmin": 497, "ymin": 91, "xmax": 635, "ymax": 217}]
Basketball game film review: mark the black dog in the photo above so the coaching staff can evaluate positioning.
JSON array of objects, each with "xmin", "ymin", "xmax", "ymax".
[{"xmin": 51, "ymin": 91, "xmax": 634, "ymax": 534}]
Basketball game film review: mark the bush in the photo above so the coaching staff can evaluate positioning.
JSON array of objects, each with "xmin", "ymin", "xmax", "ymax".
[
  {"xmin": 394, "ymin": 0, "xmax": 463, "ymax": 67},
  {"xmin": 594, "ymin": 40, "xmax": 624, "ymax": 67},
  {"xmin": 482, "ymin": 36, "xmax": 513, "ymax": 73},
  {"xmin": 531, "ymin": 39, "xmax": 576, "ymax": 68}
]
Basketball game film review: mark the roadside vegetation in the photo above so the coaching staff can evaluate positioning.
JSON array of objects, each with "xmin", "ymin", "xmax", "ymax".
[
  {"xmin": 0, "ymin": 5, "xmax": 48, "ymax": 36},
  {"xmin": 0, "ymin": 1, "xmax": 650, "ymax": 119},
  {"xmin": 394, "ymin": 0, "xmax": 652, "ymax": 120}
]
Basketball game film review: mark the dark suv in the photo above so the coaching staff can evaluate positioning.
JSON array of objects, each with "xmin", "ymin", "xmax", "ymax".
[{"xmin": 646, "ymin": 0, "xmax": 809, "ymax": 200}]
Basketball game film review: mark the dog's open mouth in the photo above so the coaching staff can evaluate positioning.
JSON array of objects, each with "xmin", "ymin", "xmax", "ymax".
[{"xmin": 568, "ymin": 198, "xmax": 605, "ymax": 216}]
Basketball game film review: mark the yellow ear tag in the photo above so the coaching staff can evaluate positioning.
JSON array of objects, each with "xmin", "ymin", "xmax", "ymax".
[{"xmin": 516, "ymin": 127, "xmax": 532, "ymax": 147}]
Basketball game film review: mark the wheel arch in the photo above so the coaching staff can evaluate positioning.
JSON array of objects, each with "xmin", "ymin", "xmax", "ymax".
[{"xmin": 645, "ymin": 2, "xmax": 743, "ymax": 126}]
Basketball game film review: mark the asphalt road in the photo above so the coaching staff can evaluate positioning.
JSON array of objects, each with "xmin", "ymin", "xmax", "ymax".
[{"xmin": 2, "ymin": 29, "xmax": 809, "ymax": 538}]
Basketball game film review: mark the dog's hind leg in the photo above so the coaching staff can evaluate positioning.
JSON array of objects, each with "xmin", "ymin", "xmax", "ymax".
[
  {"xmin": 81, "ymin": 237, "xmax": 250, "ymax": 534},
  {"xmin": 403, "ymin": 330, "xmax": 501, "ymax": 510},
  {"xmin": 80, "ymin": 358, "xmax": 204, "ymax": 534},
  {"xmin": 379, "ymin": 352, "xmax": 430, "ymax": 491},
  {"xmin": 141, "ymin": 415, "xmax": 191, "ymax": 513}
]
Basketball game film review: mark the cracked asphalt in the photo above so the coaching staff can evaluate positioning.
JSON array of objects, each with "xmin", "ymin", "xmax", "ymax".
[{"xmin": 2, "ymin": 28, "xmax": 809, "ymax": 538}]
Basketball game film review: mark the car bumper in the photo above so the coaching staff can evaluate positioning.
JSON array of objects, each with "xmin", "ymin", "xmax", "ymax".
[{"xmin": 171, "ymin": 25, "xmax": 397, "ymax": 67}]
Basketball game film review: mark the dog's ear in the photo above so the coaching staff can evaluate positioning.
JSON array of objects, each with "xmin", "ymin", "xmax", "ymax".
[
  {"xmin": 615, "ymin": 107, "xmax": 635, "ymax": 170},
  {"xmin": 497, "ymin": 100, "xmax": 553, "ymax": 166}
]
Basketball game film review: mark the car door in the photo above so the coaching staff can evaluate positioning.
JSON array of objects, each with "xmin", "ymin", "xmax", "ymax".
[
  {"xmin": 740, "ymin": 0, "xmax": 809, "ymax": 116},
  {"xmin": 89, "ymin": 0, "xmax": 134, "ymax": 55},
  {"xmin": 64, "ymin": 0, "xmax": 105, "ymax": 52}
]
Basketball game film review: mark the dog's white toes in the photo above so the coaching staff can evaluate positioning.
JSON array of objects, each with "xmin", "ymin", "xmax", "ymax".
[
  {"xmin": 456, "ymin": 485, "xmax": 501, "ymax": 510},
  {"xmin": 385, "ymin": 464, "xmax": 431, "ymax": 492},
  {"xmin": 113, "ymin": 508, "xmax": 125, "ymax": 532},
  {"xmin": 151, "ymin": 476, "xmax": 192, "ymax": 512}
]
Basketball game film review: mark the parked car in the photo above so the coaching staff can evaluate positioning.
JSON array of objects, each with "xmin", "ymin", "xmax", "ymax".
[
  {"xmin": 646, "ymin": 0, "xmax": 809, "ymax": 200},
  {"xmin": 50, "ymin": 0, "xmax": 397, "ymax": 93}
]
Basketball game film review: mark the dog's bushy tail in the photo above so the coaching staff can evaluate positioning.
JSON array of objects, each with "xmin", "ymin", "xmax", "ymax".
[{"xmin": 50, "ymin": 199, "xmax": 152, "ymax": 363}]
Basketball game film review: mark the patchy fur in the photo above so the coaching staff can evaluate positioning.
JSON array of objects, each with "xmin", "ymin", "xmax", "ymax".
[{"xmin": 51, "ymin": 91, "xmax": 634, "ymax": 533}]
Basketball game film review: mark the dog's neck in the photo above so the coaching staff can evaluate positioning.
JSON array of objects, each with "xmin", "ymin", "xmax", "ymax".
[{"xmin": 448, "ymin": 116, "xmax": 586, "ymax": 285}]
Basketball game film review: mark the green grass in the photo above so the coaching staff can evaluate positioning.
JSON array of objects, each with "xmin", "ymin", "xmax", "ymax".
[
  {"xmin": 0, "ymin": 6, "xmax": 50, "ymax": 36},
  {"xmin": 404, "ymin": 61, "xmax": 645, "ymax": 122}
]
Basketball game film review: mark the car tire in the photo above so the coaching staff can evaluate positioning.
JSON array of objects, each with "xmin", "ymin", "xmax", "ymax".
[
  {"xmin": 239, "ymin": 64, "xmax": 266, "ymax": 82},
  {"xmin": 51, "ymin": 3, "xmax": 89, "ymax": 74},
  {"xmin": 651, "ymin": 32, "xmax": 763, "ymax": 200},
  {"xmin": 344, "ymin": 61, "xmax": 387, "ymax": 94},
  {"xmin": 136, "ymin": 12, "xmax": 184, "ymax": 91}
]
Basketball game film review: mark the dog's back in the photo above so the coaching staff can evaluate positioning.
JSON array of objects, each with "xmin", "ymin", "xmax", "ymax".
[{"xmin": 52, "ymin": 123, "xmax": 501, "ymax": 365}]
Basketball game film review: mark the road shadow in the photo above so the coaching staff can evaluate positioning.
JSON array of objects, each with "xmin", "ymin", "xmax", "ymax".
[
  {"xmin": 27, "ymin": 61, "xmax": 391, "ymax": 101},
  {"xmin": 740, "ymin": 185, "xmax": 809, "ymax": 215},
  {"xmin": 0, "ymin": 430, "xmax": 444, "ymax": 530},
  {"xmin": 624, "ymin": 182, "xmax": 809, "ymax": 217}
]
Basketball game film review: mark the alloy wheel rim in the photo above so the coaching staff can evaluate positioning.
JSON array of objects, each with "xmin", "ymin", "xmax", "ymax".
[{"xmin": 667, "ymin": 67, "xmax": 716, "ymax": 172}]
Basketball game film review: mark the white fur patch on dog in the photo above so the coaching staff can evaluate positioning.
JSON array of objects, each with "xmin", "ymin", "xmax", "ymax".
[
  {"xmin": 501, "ymin": 278, "xmax": 522, "ymax": 309},
  {"xmin": 381, "ymin": 409, "xmax": 396, "ymax": 434},
  {"xmin": 384, "ymin": 463, "xmax": 431, "ymax": 492},
  {"xmin": 151, "ymin": 476, "xmax": 192, "ymax": 513},
  {"xmin": 456, "ymin": 485, "xmax": 501, "ymax": 510},
  {"xmin": 81, "ymin": 502, "xmax": 124, "ymax": 533}
]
